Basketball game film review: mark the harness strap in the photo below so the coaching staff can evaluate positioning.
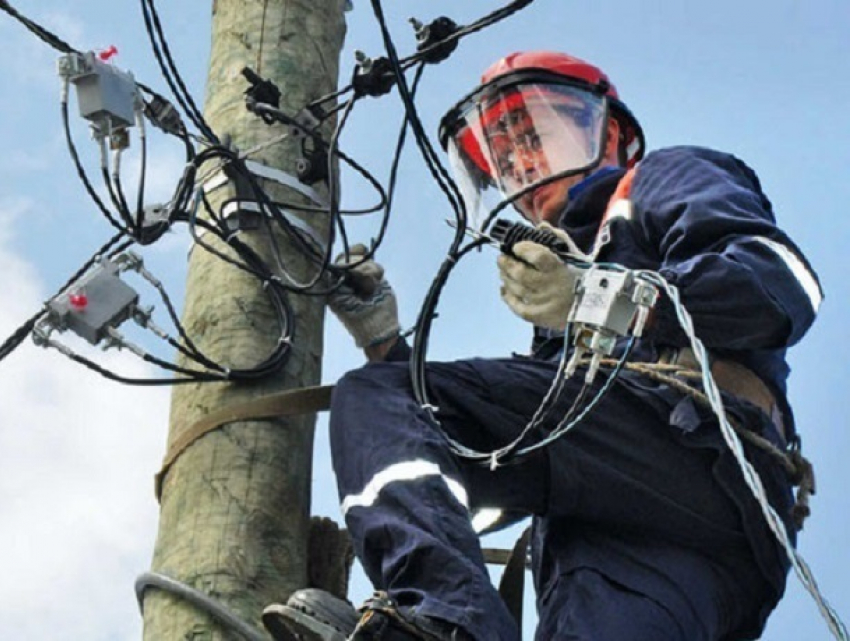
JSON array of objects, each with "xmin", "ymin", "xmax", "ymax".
[
  {"xmin": 497, "ymin": 525, "xmax": 532, "ymax": 628},
  {"xmin": 601, "ymin": 357, "xmax": 814, "ymax": 530},
  {"xmin": 155, "ymin": 384, "xmax": 334, "ymax": 500},
  {"xmin": 658, "ymin": 346, "xmax": 786, "ymax": 442}
]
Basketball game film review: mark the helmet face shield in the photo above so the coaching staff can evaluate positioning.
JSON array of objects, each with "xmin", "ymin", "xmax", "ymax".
[{"xmin": 442, "ymin": 74, "xmax": 609, "ymax": 230}]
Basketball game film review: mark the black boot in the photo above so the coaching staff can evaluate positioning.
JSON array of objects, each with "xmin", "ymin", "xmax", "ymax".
[{"xmin": 263, "ymin": 588, "xmax": 359, "ymax": 641}]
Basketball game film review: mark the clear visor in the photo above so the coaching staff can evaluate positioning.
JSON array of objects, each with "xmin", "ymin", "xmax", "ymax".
[{"xmin": 446, "ymin": 82, "xmax": 608, "ymax": 231}]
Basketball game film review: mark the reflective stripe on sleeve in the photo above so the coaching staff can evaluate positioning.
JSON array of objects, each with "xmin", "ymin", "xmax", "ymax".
[
  {"xmin": 341, "ymin": 459, "xmax": 469, "ymax": 517},
  {"xmin": 471, "ymin": 508, "xmax": 504, "ymax": 534},
  {"xmin": 753, "ymin": 236, "xmax": 823, "ymax": 313}
]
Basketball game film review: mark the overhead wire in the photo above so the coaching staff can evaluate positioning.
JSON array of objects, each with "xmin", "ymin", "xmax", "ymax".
[{"xmin": 0, "ymin": 0, "xmax": 78, "ymax": 54}]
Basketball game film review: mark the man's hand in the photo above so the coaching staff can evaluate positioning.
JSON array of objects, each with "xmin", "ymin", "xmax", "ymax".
[
  {"xmin": 497, "ymin": 223, "xmax": 580, "ymax": 331},
  {"xmin": 328, "ymin": 244, "xmax": 400, "ymax": 351}
]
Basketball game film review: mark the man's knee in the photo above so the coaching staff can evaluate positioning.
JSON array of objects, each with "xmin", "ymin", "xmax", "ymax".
[{"xmin": 329, "ymin": 361, "xmax": 414, "ymax": 456}]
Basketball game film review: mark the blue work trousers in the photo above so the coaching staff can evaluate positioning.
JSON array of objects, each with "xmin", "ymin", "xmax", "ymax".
[{"xmin": 328, "ymin": 356, "xmax": 790, "ymax": 641}]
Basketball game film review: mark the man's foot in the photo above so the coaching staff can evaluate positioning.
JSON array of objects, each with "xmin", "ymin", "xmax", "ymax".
[{"xmin": 262, "ymin": 588, "xmax": 359, "ymax": 641}]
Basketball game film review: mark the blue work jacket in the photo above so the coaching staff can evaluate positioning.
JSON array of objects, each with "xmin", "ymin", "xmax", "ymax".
[{"xmin": 534, "ymin": 145, "xmax": 822, "ymax": 439}]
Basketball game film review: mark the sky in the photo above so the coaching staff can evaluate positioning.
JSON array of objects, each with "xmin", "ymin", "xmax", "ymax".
[{"xmin": 0, "ymin": 1, "xmax": 848, "ymax": 640}]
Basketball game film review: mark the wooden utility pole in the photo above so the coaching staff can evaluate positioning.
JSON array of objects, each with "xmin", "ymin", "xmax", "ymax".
[{"xmin": 142, "ymin": 1, "xmax": 347, "ymax": 638}]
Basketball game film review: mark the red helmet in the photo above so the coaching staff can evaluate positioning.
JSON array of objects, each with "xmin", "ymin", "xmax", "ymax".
[
  {"xmin": 438, "ymin": 51, "xmax": 645, "ymax": 229},
  {"xmin": 479, "ymin": 51, "xmax": 644, "ymax": 167}
]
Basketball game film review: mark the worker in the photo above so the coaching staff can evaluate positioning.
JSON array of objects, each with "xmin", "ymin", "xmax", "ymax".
[{"xmin": 263, "ymin": 51, "xmax": 822, "ymax": 640}]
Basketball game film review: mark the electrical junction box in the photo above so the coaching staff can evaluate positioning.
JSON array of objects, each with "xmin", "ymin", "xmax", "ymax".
[
  {"xmin": 572, "ymin": 267, "xmax": 637, "ymax": 337},
  {"xmin": 58, "ymin": 51, "xmax": 139, "ymax": 129},
  {"xmin": 47, "ymin": 261, "xmax": 139, "ymax": 345}
]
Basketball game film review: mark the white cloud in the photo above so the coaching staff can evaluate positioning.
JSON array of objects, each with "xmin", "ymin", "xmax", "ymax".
[{"xmin": 0, "ymin": 207, "xmax": 167, "ymax": 640}]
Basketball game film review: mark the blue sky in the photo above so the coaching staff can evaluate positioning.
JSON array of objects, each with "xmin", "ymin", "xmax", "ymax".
[{"xmin": 0, "ymin": 1, "xmax": 848, "ymax": 639}]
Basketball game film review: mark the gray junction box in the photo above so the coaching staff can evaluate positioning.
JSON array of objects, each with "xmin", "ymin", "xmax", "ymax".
[
  {"xmin": 58, "ymin": 51, "xmax": 139, "ymax": 130},
  {"xmin": 47, "ymin": 261, "xmax": 139, "ymax": 345}
]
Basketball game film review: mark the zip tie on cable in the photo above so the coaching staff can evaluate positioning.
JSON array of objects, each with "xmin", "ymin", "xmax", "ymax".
[{"xmin": 489, "ymin": 452, "xmax": 501, "ymax": 471}]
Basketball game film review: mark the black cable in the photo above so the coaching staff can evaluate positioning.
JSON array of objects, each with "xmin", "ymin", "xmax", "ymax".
[
  {"xmin": 0, "ymin": 0, "xmax": 78, "ymax": 54},
  {"xmin": 101, "ymin": 165, "xmax": 135, "ymax": 231},
  {"xmin": 305, "ymin": 1, "xmax": 535, "ymax": 111},
  {"xmin": 0, "ymin": 315, "xmax": 39, "ymax": 363},
  {"xmin": 327, "ymin": 61, "xmax": 428, "ymax": 280},
  {"xmin": 135, "ymin": 124, "xmax": 149, "ymax": 235},
  {"xmin": 398, "ymin": 1, "xmax": 534, "ymax": 72},
  {"xmin": 369, "ymin": 0, "xmax": 466, "ymax": 238},
  {"xmin": 138, "ymin": 273, "xmax": 225, "ymax": 371},
  {"xmin": 410, "ymin": 238, "xmax": 489, "ymax": 431},
  {"xmin": 135, "ymin": 573, "xmax": 267, "ymax": 641},
  {"xmin": 194, "ymin": 145, "xmax": 324, "ymax": 265},
  {"xmin": 245, "ymin": 102, "xmax": 389, "ymax": 217},
  {"xmin": 139, "ymin": 0, "xmax": 219, "ymax": 144},
  {"xmin": 61, "ymin": 97, "xmax": 128, "ymax": 234},
  {"xmin": 366, "ymin": 62, "xmax": 425, "ymax": 255},
  {"xmin": 56, "ymin": 347, "xmax": 224, "ymax": 385}
]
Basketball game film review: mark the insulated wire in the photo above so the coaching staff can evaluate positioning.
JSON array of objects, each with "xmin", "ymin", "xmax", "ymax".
[
  {"xmin": 305, "ymin": 0, "xmax": 536, "ymax": 114},
  {"xmin": 61, "ymin": 88, "xmax": 129, "ymax": 234},
  {"xmin": 330, "ymin": 63, "xmax": 426, "ymax": 275},
  {"xmin": 135, "ymin": 110, "xmax": 149, "ymax": 234},
  {"xmin": 0, "ymin": 0, "xmax": 78, "ymax": 54},
  {"xmin": 368, "ymin": 0, "xmax": 466, "ymax": 237},
  {"xmin": 139, "ymin": 0, "xmax": 219, "ymax": 144}
]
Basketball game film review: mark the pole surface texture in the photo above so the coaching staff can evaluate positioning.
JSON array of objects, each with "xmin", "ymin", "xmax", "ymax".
[{"xmin": 143, "ymin": 1, "xmax": 347, "ymax": 638}]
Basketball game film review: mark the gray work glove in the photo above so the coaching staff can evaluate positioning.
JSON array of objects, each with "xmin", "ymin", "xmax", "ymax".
[
  {"xmin": 497, "ymin": 222, "xmax": 580, "ymax": 331},
  {"xmin": 328, "ymin": 244, "xmax": 400, "ymax": 348}
]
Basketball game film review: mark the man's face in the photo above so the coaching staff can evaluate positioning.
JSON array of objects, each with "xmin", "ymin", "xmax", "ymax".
[{"xmin": 485, "ymin": 100, "xmax": 599, "ymax": 225}]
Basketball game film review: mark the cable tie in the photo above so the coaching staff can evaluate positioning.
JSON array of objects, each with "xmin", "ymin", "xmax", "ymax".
[{"xmin": 489, "ymin": 452, "xmax": 500, "ymax": 471}]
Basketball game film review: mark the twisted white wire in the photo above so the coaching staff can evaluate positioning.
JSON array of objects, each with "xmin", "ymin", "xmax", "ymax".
[{"xmin": 638, "ymin": 270, "xmax": 847, "ymax": 640}]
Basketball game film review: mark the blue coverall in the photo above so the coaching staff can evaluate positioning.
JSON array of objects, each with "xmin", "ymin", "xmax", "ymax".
[{"xmin": 329, "ymin": 146, "xmax": 822, "ymax": 640}]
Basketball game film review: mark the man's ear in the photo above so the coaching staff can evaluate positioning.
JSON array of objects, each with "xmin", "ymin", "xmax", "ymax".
[{"xmin": 605, "ymin": 116, "xmax": 623, "ymax": 166}]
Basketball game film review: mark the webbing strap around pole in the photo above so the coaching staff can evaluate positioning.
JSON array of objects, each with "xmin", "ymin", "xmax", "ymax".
[{"xmin": 154, "ymin": 384, "xmax": 334, "ymax": 501}]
